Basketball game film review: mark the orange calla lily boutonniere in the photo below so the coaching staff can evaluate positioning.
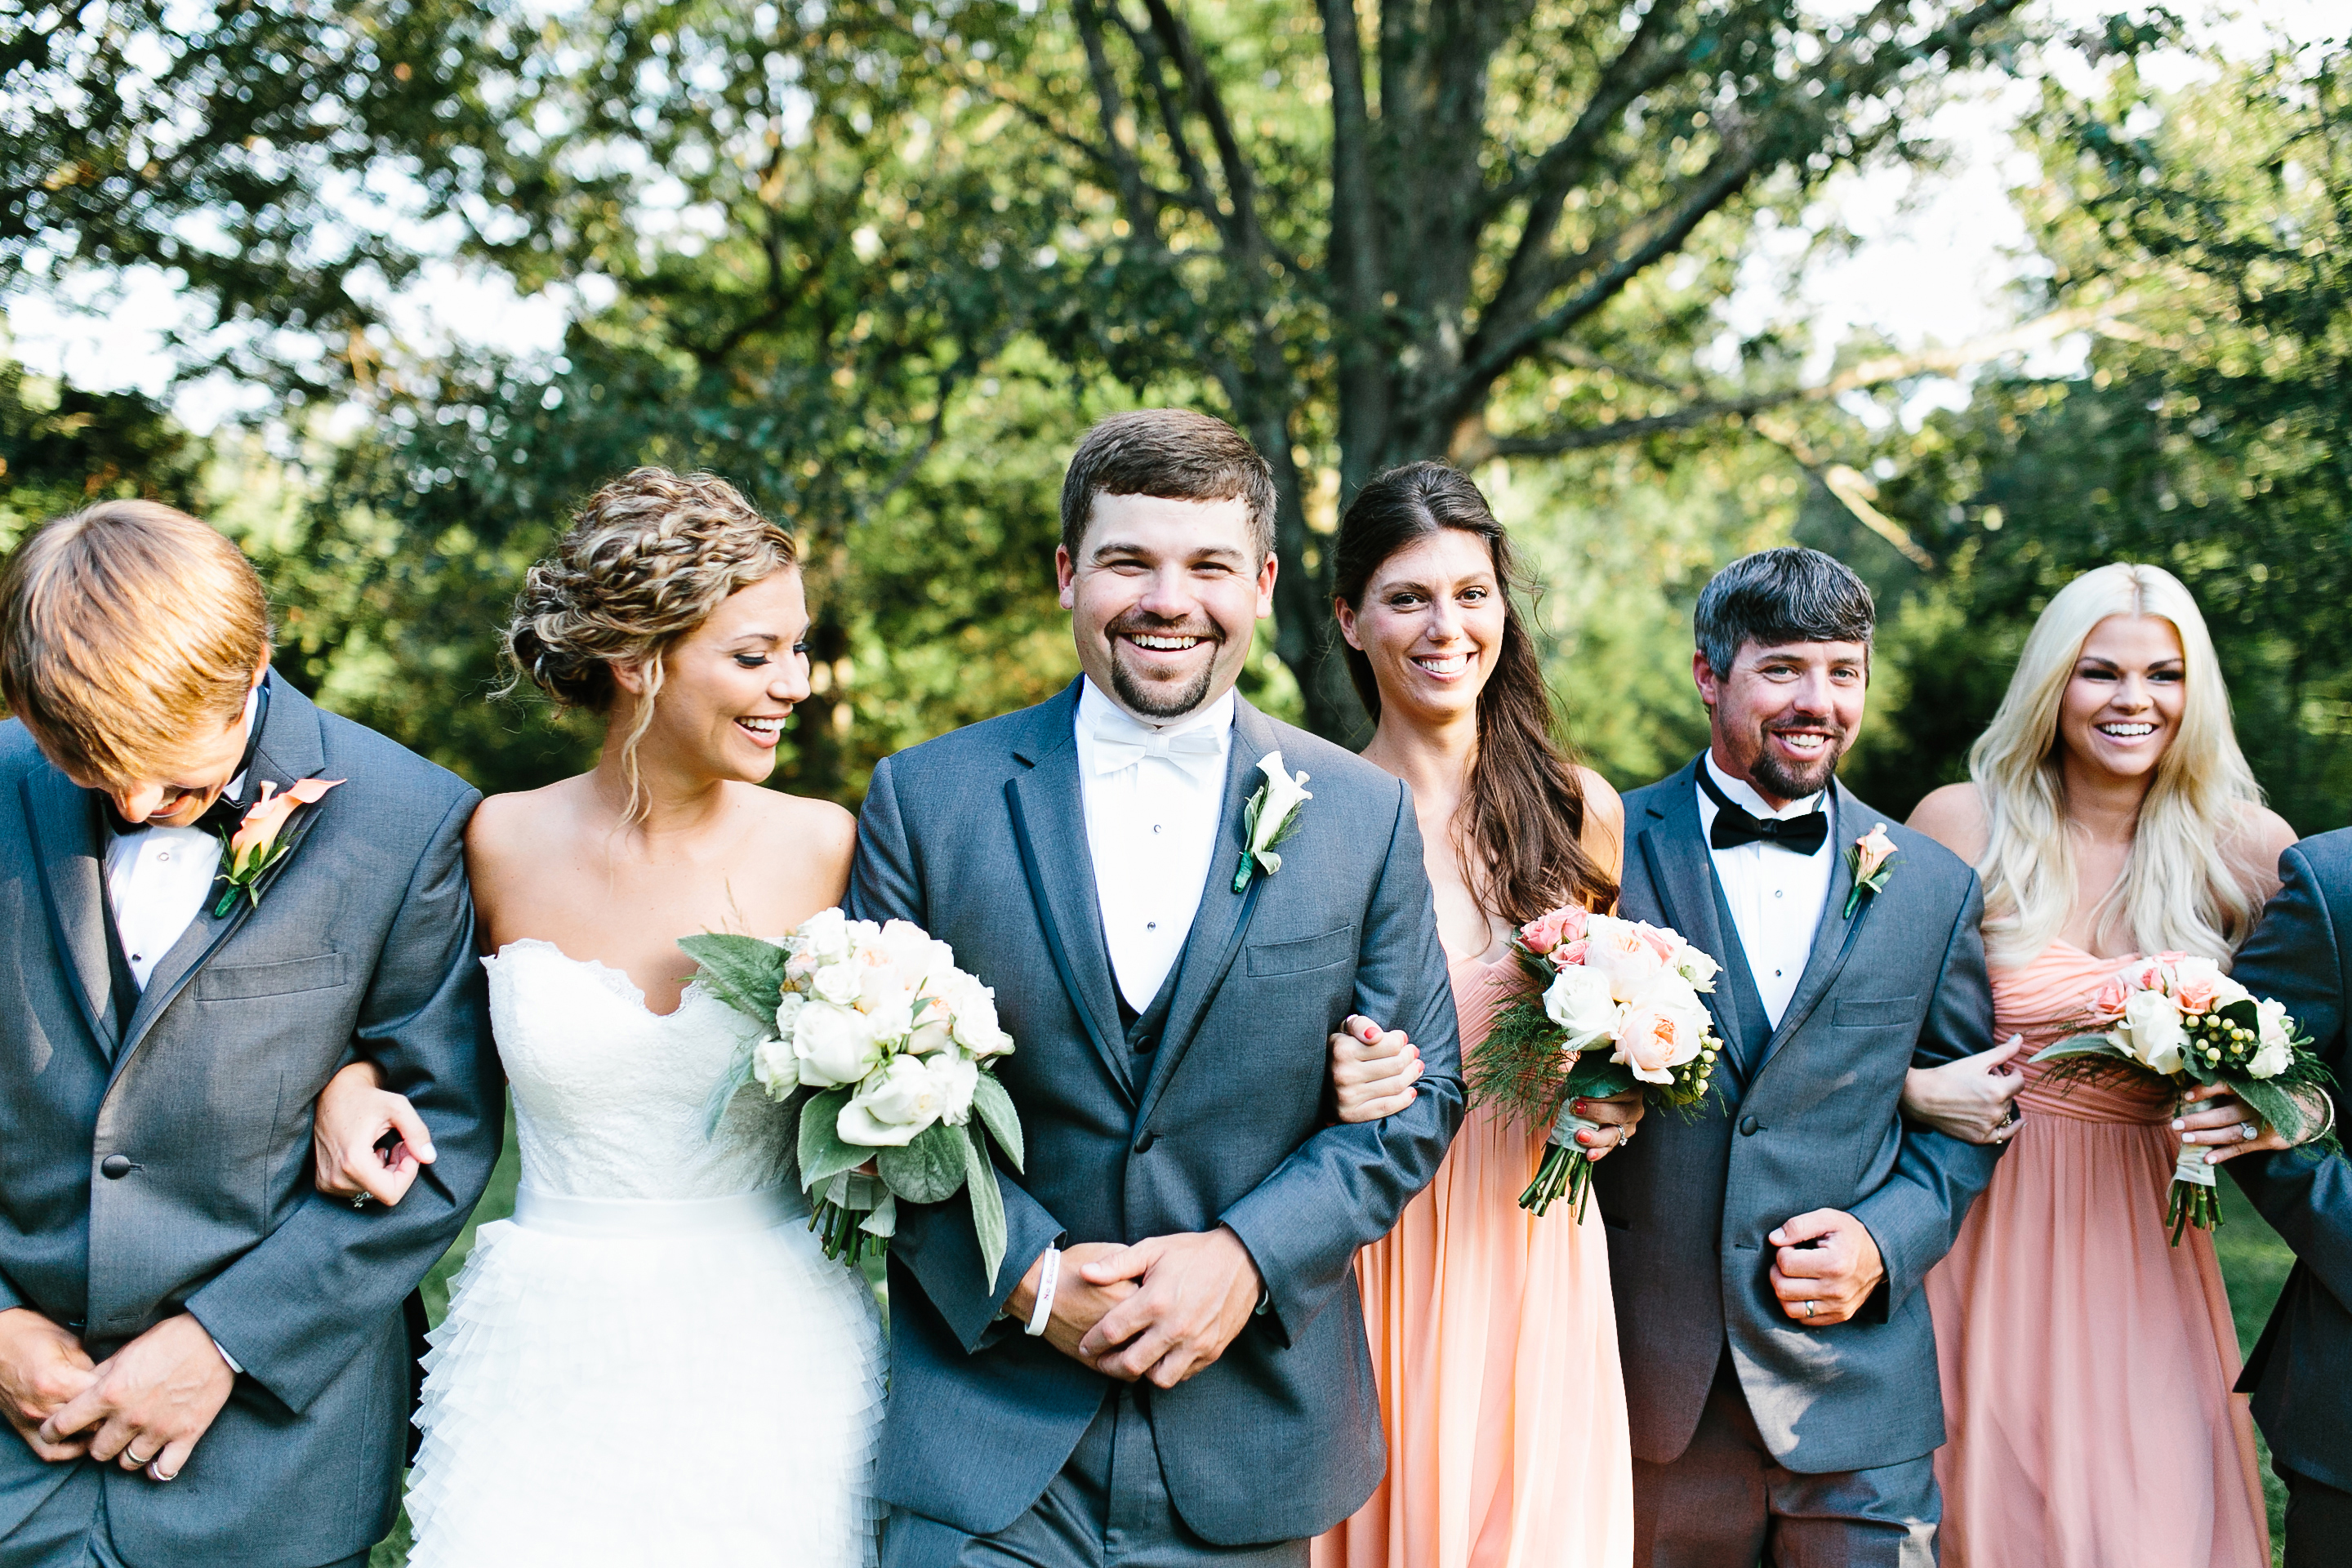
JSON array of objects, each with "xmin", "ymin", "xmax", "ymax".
[
  {"xmin": 211, "ymin": 777, "xmax": 346, "ymax": 917},
  {"xmin": 1842, "ymin": 822, "xmax": 1899, "ymax": 920}
]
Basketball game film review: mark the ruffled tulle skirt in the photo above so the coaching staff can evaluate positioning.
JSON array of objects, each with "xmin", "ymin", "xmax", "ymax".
[{"xmin": 405, "ymin": 1183, "xmax": 887, "ymax": 1568}]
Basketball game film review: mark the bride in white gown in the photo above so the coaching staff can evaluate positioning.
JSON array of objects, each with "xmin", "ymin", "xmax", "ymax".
[{"xmin": 312, "ymin": 467, "xmax": 884, "ymax": 1566}]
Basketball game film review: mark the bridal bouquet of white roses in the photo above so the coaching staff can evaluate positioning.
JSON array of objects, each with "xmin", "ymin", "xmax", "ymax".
[
  {"xmin": 1468, "ymin": 903, "xmax": 1724, "ymax": 1220},
  {"xmin": 2034, "ymin": 951, "xmax": 2337, "ymax": 1242},
  {"xmin": 684, "ymin": 909, "xmax": 1026, "ymax": 1285}
]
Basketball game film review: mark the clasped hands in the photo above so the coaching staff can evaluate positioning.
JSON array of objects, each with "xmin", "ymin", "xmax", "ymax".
[
  {"xmin": 1007, "ymin": 1227, "xmax": 1263, "ymax": 1390},
  {"xmin": 1767, "ymin": 1209, "xmax": 1885, "ymax": 1328},
  {"xmin": 0, "ymin": 1307, "xmax": 234, "ymax": 1480}
]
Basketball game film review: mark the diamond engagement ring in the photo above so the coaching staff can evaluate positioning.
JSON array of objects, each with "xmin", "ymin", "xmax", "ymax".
[{"xmin": 2238, "ymin": 1121, "xmax": 2260, "ymax": 1143}]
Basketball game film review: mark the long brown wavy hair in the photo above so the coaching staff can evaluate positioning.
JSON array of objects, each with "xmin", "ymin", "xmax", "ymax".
[{"xmin": 1333, "ymin": 461, "xmax": 1616, "ymax": 924}]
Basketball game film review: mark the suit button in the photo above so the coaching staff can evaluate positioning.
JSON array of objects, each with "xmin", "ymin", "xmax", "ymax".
[
  {"xmin": 1134, "ymin": 1131, "xmax": 1158, "ymax": 1153},
  {"xmin": 100, "ymin": 1153, "xmax": 134, "ymax": 1178},
  {"xmin": 1738, "ymin": 1116, "xmax": 1760, "ymax": 1137},
  {"xmin": 1132, "ymin": 1035, "xmax": 1157, "ymax": 1054}
]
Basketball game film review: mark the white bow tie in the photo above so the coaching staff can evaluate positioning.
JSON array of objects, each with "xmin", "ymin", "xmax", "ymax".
[{"xmin": 1090, "ymin": 724, "xmax": 1225, "ymax": 778}]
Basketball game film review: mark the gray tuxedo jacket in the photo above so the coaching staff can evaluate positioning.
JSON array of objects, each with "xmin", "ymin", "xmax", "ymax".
[
  {"xmin": 2222, "ymin": 829, "xmax": 2352, "ymax": 1492},
  {"xmin": 847, "ymin": 681, "xmax": 1463, "ymax": 1546},
  {"xmin": 0, "ymin": 679, "xmax": 503, "ymax": 1566},
  {"xmin": 1592, "ymin": 758, "xmax": 2001, "ymax": 1475}
]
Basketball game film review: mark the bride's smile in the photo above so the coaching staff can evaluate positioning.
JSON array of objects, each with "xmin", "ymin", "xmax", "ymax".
[{"xmin": 608, "ymin": 568, "xmax": 815, "ymax": 787}]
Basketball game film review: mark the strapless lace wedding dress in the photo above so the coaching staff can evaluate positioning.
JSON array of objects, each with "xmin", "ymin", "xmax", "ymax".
[{"xmin": 404, "ymin": 940, "xmax": 886, "ymax": 1566}]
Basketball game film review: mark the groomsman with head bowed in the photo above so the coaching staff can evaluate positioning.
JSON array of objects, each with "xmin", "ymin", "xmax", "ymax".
[
  {"xmin": 1592, "ymin": 546, "xmax": 2004, "ymax": 1566},
  {"xmin": 2221, "ymin": 836, "xmax": 2352, "ymax": 1566},
  {"xmin": 0, "ymin": 502, "xmax": 502, "ymax": 1566},
  {"xmin": 851, "ymin": 408, "xmax": 1464, "ymax": 1566}
]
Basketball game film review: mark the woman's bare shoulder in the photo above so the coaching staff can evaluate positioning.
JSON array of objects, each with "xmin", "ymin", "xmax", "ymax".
[
  {"xmin": 1577, "ymin": 766, "xmax": 1625, "ymax": 833},
  {"xmin": 1907, "ymin": 782, "xmax": 1989, "ymax": 863},
  {"xmin": 732, "ymin": 785, "xmax": 859, "ymax": 892},
  {"xmin": 466, "ymin": 781, "xmax": 579, "ymax": 866},
  {"xmin": 2224, "ymin": 801, "xmax": 2300, "ymax": 900}
]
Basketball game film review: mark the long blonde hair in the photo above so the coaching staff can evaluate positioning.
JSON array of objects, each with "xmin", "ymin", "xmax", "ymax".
[{"xmin": 1971, "ymin": 563, "xmax": 2264, "ymax": 964}]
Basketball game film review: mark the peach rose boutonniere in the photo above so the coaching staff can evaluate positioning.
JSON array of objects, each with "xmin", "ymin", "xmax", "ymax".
[
  {"xmin": 211, "ymin": 777, "xmax": 347, "ymax": 917},
  {"xmin": 1842, "ymin": 822, "xmax": 1898, "ymax": 920}
]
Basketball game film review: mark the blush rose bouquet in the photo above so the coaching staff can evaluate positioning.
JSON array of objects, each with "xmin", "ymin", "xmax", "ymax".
[
  {"xmin": 2034, "ymin": 951, "xmax": 2337, "ymax": 1241},
  {"xmin": 681, "ymin": 909, "xmax": 1027, "ymax": 1285},
  {"xmin": 1467, "ymin": 904, "xmax": 1725, "ymax": 1220}
]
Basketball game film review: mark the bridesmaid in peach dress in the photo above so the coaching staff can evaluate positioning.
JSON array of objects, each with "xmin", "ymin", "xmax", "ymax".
[
  {"xmin": 1900, "ymin": 564, "xmax": 2323, "ymax": 1568},
  {"xmin": 1311, "ymin": 462, "xmax": 1637, "ymax": 1568}
]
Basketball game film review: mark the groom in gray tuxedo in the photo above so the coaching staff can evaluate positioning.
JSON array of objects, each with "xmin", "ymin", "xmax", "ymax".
[
  {"xmin": 851, "ymin": 409, "xmax": 1463, "ymax": 1566},
  {"xmin": 0, "ymin": 502, "xmax": 502, "ymax": 1566},
  {"xmin": 1593, "ymin": 548, "xmax": 2002, "ymax": 1567}
]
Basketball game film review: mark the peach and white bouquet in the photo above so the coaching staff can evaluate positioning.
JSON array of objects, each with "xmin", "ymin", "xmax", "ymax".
[
  {"xmin": 683, "ymin": 909, "xmax": 1025, "ymax": 1284},
  {"xmin": 2035, "ymin": 951, "xmax": 2336, "ymax": 1241},
  {"xmin": 1468, "ymin": 903, "xmax": 1724, "ymax": 1219}
]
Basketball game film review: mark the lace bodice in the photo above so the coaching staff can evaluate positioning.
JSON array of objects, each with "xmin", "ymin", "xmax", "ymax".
[{"xmin": 485, "ymin": 938, "xmax": 791, "ymax": 1200}]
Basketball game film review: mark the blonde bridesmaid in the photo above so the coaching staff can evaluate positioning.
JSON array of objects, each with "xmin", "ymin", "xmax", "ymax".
[
  {"xmin": 1900, "ymin": 563, "xmax": 2321, "ymax": 1568},
  {"xmin": 1312, "ymin": 461, "xmax": 1637, "ymax": 1568}
]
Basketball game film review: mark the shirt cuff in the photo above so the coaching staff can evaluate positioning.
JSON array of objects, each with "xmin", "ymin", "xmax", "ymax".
[{"xmin": 211, "ymin": 1339, "xmax": 243, "ymax": 1376}]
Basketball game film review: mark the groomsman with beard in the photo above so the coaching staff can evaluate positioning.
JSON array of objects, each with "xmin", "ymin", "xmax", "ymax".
[
  {"xmin": 1592, "ymin": 547, "xmax": 2005, "ymax": 1566},
  {"xmin": 2221, "ymin": 835, "xmax": 2352, "ymax": 1568},
  {"xmin": 850, "ymin": 409, "xmax": 1464, "ymax": 1566},
  {"xmin": 0, "ymin": 503, "xmax": 502, "ymax": 1566}
]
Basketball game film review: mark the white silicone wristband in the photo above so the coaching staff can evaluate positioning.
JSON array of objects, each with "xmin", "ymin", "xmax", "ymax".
[{"xmin": 1024, "ymin": 1246, "xmax": 1062, "ymax": 1337}]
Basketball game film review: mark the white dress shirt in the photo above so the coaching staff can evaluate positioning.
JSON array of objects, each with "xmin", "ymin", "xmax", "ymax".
[
  {"xmin": 1072, "ymin": 679, "xmax": 1235, "ymax": 1013},
  {"xmin": 1697, "ymin": 751, "xmax": 1835, "ymax": 1029},
  {"xmin": 104, "ymin": 685, "xmax": 260, "ymax": 989}
]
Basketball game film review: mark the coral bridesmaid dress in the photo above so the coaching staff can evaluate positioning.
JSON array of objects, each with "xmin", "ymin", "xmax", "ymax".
[
  {"xmin": 1314, "ymin": 951, "xmax": 1636, "ymax": 1568},
  {"xmin": 1925, "ymin": 942, "xmax": 2270, "ymax": 1567}
]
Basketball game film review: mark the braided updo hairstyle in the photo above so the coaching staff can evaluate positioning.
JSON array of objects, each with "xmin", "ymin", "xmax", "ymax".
[{"xmin": 507, "ymin": 466, "xmax": 799, "ymax": 817}]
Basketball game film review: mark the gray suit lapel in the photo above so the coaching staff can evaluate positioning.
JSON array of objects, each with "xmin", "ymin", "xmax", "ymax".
[
  {"xmin": 20, "ymin": 768, "xmax": 121, "ymax": 1056},
  {"xmin": 1753, "ymin": 785, "xmax": 1872, "ymax": 1069},
  {"xmin": 1004, "ymin": 684, "xmax": 1134, "ymax": 1102},
  {"xmin": 1134, "ymin": 701, "xmax": 1278, "ymax": 1129},
  {"xmin": 115, "ymin": 675, "xmax": 331, "ymax": 1076},
  {"xmin": 1635, "ymin": 760, "xmax": 1757, "ymax": 1071}
]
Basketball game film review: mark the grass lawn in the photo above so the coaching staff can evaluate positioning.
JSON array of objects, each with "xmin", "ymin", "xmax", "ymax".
[{"xmin": 371, "ymin": 1116, "xmax": 2305, "ymax": 1566}]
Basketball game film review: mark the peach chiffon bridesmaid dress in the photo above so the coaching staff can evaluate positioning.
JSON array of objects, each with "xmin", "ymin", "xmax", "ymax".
[
  {"xmin": 1313, "ymin": 950, "xmax": 1636, "ymax": 1568},
  {"xmin": 1924, "ymin": 942, "xmax": 2270, "ymax": 1567}
]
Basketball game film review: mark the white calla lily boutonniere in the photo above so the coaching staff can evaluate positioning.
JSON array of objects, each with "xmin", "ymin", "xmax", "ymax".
[
  {"xmin": 1232, "ymin": 751, "xmax": 1312, "ymax": 893},
  {"xmin": 1842, "ymin": 822, "xmax": 1898, "ymax": 920}
]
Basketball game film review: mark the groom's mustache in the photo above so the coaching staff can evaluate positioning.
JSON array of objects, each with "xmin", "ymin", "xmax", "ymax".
[{"xmin": 1107, "ymin": 612, "xmax": 1224, "ymax": 646}]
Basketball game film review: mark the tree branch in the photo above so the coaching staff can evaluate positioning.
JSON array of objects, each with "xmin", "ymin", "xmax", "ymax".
[
  {"xmin": 1065, "ymin": 0, "xmax": 1159, "ymax": 233},
  {"xmin": 1475, "ymin": 299, "xmax": 2140, "ymax": 461},
  {"xmin": 1445, "ymin": 0, "xmax": 2031, "ymax": 433}
]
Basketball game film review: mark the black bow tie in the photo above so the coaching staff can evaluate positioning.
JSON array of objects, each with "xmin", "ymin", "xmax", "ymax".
[
  {"xmin": 103, "ymin": 789, "xmax": 248, "ymax": 840},
  {"xmin": 1698, "ymin": 764, "xmax": 1829, "ymax": 856}
]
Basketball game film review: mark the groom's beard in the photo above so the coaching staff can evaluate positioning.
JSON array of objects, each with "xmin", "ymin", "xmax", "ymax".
[
  {"xmin": 1106, "ymin": 611, "xmax": 1226, "ymax": 720},
  {"xmin": 1748, "ymin": 716, "xmax": 1850, "ymax": 801}
]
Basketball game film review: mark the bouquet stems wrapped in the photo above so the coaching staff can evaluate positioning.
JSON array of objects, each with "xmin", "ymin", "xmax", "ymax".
[
  {"xmin": 1468, "ymin": 905, "xmax": 1724, "ymax": 1221},
  {"xmin": 2033, "ymin": 951, "xmax": 2339, "ymax": 1244}
]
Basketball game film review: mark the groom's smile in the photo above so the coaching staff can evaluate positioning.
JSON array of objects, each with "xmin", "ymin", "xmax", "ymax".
[{"xmin": 1058, "ymin": 491, "xmax": 1275, "ymax": 725}]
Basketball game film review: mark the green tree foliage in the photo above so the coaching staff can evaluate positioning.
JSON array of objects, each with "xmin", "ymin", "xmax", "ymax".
[
  {"xmin": 3, "ymin": 0, "xmax": 2051, "ymax": 801},
  {"xmin": 1838, "ymin": 40, "xmax": 2352, "ymax": 832}
]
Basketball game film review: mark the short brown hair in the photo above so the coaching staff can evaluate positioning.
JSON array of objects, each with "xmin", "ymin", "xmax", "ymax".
[
  {"xmin": 0, "ymin": 501, "xmax": 273, "ymax": 786},
  {"xmin": 1058, "ymin": 409, "xmax": 1277, "ymax": 561}
]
